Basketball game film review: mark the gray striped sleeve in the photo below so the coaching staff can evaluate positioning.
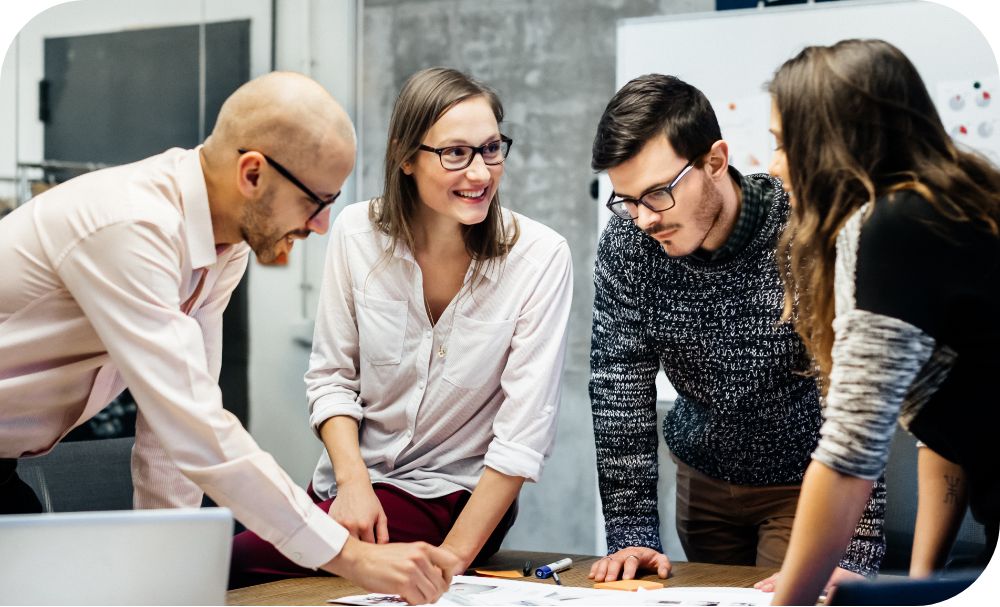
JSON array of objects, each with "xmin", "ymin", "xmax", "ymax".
[
  {"xmin": 819, "ymin": 205, "xmax": 957, "ymax": 480},
  {"xmin": 815, "ymin": 309, "xmax": 935, "ymax": 479}
]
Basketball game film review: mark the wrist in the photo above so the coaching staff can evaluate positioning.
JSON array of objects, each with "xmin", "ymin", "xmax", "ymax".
[
  {"xmin": 439, "ymin": 541, "xmax": 474, "ymax": 571},
  {"xmin": 335, "ymin": 470, "xmax": 372, "ymax": 489},
  {"xmin": 323, "ymin": 535, "xmax": 365, "ymax": 578},
  {"xmin": 909, "ymin": 554, "xmax": 936, "ymax": 579}
]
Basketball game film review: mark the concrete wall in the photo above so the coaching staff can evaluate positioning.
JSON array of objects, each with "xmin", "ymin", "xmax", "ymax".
[{"xmin": 359, "ymin": 0, "xmax": 713, "ymax": 555}]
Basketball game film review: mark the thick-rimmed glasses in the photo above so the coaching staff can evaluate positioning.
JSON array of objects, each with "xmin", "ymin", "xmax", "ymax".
[
  {"xmin": 238, "ymin": 148, "xmax": 340, "ymax": 221},
  {"xmin": 417, "ymin": 135, "xmax": 513, "ymax": 171},
  {"xmin": 606, "ymin": 158, "xmax": 697, "ymax": 220}
]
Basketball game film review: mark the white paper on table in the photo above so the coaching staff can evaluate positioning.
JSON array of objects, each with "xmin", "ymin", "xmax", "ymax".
[
  {"xmin": 626, "ymin": 586, "xmax": 773, "ymax": 606},
  {"xmin": 328, "ymin": 575, "xmax": 773, "ymax": 606},
  {"xmin": 330, "ymin": 574, "xmax": 634, "ymax": 606}
]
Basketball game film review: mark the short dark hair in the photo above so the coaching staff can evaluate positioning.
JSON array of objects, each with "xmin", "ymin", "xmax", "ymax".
[{"xmin": 591, "ymin": 74, "xmax": 722, "ymax": 171}]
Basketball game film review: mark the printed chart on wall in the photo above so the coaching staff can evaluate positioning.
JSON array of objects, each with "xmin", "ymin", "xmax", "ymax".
[{"xmin": 938, "ymin": 76, "xmax": 1000, "ymax": 166}]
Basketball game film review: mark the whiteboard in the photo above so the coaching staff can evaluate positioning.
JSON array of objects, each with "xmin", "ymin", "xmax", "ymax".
[
  {"xmin": 601, "ymin": 0, "xmax": 1000, "ymax": 235},
  {"xmin": 601, "ymin": 0, "xmax": 1000, "ymax": 403}
]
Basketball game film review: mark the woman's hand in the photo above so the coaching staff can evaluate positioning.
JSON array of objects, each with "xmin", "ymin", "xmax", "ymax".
[
  {"xmin": 329, "ymin": 482, "xmax": 390, "ymax": 544},
  {"xmin": 754, "ymin": 566, "xmax": 863, "ymax": 594}
]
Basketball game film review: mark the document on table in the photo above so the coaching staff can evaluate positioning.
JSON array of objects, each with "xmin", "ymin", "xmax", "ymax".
[{"xmin": 328, "ymin": 575, "xmax": 773, "ymax": 606}]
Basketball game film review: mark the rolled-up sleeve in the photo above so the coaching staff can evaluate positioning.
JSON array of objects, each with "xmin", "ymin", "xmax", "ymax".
[
  {"xmin": 484, "ymin": 240, "xmax": 573, "ymax": 482},
  {"xmin": 305, "ymin": 217, "xmax": 364, "ymax": 431},
  {"xmin": 58, "ymin": 220, "xmax": 348, "ymax": 569}
]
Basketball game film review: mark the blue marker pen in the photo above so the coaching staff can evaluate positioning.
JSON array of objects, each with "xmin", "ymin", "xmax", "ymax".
[{"xmin": 535, "ymin": 558, "xmax": 572, "ymax": 579}]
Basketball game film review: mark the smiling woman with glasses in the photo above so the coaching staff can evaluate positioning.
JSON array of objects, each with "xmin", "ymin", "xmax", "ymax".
[{"xmin": 229, "ymin": 67, "xmax": 573, "ymax": 589}]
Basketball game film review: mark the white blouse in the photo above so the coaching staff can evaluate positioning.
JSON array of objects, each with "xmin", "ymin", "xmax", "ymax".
[{"xmin": 306, "ymin": 200, "xmax": 573, "ymax": 500}]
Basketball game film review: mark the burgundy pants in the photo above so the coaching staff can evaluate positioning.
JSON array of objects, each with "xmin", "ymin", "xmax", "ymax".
[{"xmin": 228, "ymin": 482, "xmax": 517, "ymax": 589}]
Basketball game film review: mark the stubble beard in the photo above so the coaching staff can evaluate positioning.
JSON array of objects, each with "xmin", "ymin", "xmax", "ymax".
[
  {"xmin": 648, "ymin": 177, "xmax": 724, "ymax": 257},
  {"xmin": 241, "ymin": 191, "xmax": 284, "ymax": 265}
]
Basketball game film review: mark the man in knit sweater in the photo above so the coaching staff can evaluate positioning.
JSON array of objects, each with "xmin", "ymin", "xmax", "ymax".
[{"xmin": 586, "ymin": 74, "xmax": 885, "ymax": 588}]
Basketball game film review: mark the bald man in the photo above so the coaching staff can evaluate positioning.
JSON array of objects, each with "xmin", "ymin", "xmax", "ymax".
[{"xmin": 0, "ymin": 72, "xmax": 457, "ymax": 604}]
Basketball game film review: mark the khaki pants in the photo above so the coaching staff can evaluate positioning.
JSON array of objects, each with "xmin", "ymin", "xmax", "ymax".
[{"xmin": 673, "ymin": 454, "xmax": 800, "ymax": 568}]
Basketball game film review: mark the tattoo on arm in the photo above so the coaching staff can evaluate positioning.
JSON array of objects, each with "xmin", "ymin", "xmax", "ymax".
[{"xmin": 944, "ymin": 474, "xmax": 961, "ymax": 505}]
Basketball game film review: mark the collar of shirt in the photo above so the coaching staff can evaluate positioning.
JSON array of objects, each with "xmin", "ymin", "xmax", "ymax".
[
  {"xmin": 179, "ymin": 146, "xmax": 219, "ymax": 270},
  {"xmin": 385, "ymin": 209, "xmax": 511, "ymax": 283},
  {"xmin": 690, "ymin": 166, "xmax": 770, "ymax": 263}
]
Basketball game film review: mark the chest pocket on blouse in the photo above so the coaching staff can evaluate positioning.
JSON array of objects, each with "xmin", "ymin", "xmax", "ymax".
[
  {"xmin": 443, "ymin": 314, "xmax": 516, "ymax": 389},
  {"xmin": 354, "ymin": 288, "xmax": 407, "ymax": 366}
]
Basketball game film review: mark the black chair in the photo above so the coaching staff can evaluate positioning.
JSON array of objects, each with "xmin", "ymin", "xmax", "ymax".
[
  {"xmin": 882, "ymin": 431, "xmax": 987, "ymax": 573},
  {"xmin": 18, "ymin": 437, "xmax": 134, "ymax": 512}
]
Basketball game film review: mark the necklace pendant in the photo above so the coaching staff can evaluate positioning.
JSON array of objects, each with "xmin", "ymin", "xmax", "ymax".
[{"xmin": 438, "ymin": 345, "xmax": 446, "ymax": 358}]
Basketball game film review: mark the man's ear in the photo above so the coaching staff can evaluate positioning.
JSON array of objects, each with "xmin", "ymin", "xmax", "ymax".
[
  {"xmin": 704, "ymin": 140, "xmax": 730, "ymax": 180},
  {"xmin": 236, "ymin": 151, "xmax": 264, "ymax": 198}
]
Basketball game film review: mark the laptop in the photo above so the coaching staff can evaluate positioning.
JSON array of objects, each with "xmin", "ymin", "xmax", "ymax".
[
  {"xmin": 0, "ymin": 507, "xmax": 233, "ymax": 605},
  {"xmin": 826, "ymin": 571, "xmax": 980, "ymax": 606}
]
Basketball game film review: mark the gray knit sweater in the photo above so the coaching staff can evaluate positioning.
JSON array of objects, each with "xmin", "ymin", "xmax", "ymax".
[{"xmin": 590, "ymin": 172, "xmax": 885, "ymax": 575}]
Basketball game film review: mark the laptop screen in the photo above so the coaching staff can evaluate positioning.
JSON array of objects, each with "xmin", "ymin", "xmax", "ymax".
[{"xmin": 0, "ymin": 508, "xmax": 233, "ymax": 605}]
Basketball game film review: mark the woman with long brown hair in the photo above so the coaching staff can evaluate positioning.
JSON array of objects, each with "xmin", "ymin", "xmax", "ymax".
[
  {"xmin": 229, "ymin": 67, "xmax": 573, "ymax": 588},
  {"xmin": 766, "ymin": 39, "xmax": 1000, "ymax": 604}
]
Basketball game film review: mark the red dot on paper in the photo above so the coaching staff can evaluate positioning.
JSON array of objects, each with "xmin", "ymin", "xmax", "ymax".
[{"xmin": 960, "ymin": 125, "xmax": 968, "ymax": 134}]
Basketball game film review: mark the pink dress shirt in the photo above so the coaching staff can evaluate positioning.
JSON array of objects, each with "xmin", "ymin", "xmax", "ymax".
[{"xmin": 0, "ymin": 147, "xmax": 348, "ymax": 569}]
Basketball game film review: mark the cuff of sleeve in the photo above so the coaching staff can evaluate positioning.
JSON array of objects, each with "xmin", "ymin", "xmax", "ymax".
[
  {"xmin": 838, "ymin": 536, "xmax": 886, "ymax": 578},
  {"xmin": 273, "ymin": 505, "xmax": 350, "ymax": 570},
  {"xmin": 309, "ymin": 395, "xmax": 364, "ymax": 436},
  {"xmin": 484, "ymin": 438, "xmax": 545, "ymax": 482},
  {"xmin": 605, "ymin": 519, "xmax": 663, "ymax": 554}
]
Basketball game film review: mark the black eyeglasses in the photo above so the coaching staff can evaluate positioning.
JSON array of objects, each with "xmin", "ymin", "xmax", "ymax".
[
  {"xmin": 417, "ymin": 135, "xmax": 512, "ymax": 171},
  {"xmin": 605, "ymin": 158, "xmax": 697, "ymax": 220},
  {"xmin": 238, "ymin": 148, "xmax": 340, "ymax": 221}
]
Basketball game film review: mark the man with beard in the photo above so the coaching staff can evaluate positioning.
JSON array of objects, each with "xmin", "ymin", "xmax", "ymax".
[
  {"xmin": 0, "ymin": 71, "xmax": 456, "ymax": 605},
  {"xmin": 586, "ymin": 74, "xmax": 886, "ymax": 592}
]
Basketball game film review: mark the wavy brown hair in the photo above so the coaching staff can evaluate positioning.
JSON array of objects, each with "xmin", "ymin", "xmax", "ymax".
[
  {"xmin": 770, "ymin": 39, "xmax": 1000, "ymax": 384},
  {"xmin": 370, "ymin": 67, "xmax": 518, "ymax": 283}
]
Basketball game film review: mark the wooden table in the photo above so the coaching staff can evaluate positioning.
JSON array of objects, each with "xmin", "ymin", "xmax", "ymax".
[{"xmin": 227, "ymin": 550, "xmax": 780, "ymax": 605}]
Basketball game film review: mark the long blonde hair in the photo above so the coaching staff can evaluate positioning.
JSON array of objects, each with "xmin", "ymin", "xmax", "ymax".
[
  {"xmin": 370, "ymin": 67, "xmax": 519, "ymax": 283},
  {"xmin": 770, "ymin": 39, "xmax": 1000, "ymax": 384}
]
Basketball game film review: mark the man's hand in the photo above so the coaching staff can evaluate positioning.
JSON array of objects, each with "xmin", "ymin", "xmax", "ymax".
[
  {"xmin": 587, "ymin": 547, "xmax": 671, "ymax": 583},
  {"xmin": 754, "ymin": 565, "xmax": 863, "ymax": 594},
  {"xmin": 323, "ymin": 536, "xmax": 459, "ymax": 605},
  {"xmin": 328, "ymin": 483, "xmax": 389, "ymax": 544}
]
